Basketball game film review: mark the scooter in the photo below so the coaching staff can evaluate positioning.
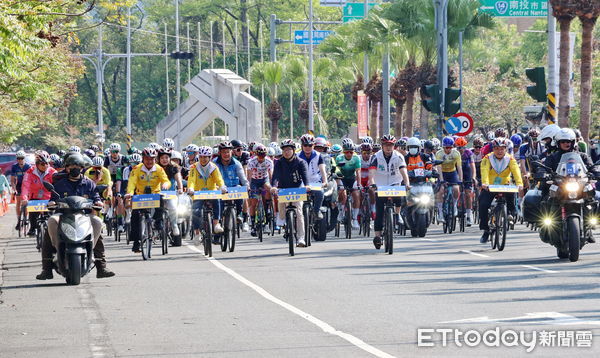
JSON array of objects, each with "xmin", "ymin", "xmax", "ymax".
[
  {"xmin": 43, "ymin": 182, "xmax": 100, "ymax": 285},
  {"xmin": 315, "ymin": 179, "xmax": 337, "ymax": 241},
  {"xmin": 405, "ymin": 169, "xmax": 437, "ymax": 237}
]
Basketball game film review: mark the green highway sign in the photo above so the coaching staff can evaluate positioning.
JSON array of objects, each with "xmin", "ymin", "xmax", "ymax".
[
  {"xmin": 342, "ymin": 2, "xmax": 376, "ymax": 23},
  {"xmin": 479, "ymin": 0, "xmax": 548, "ymax": 17}
]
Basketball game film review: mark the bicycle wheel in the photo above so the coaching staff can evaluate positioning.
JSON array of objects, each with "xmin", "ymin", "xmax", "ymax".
[
  {"xmin": 385, "ymin": 207, "xmax": 394, "ymax": 255},
  {"xmin": 141, "ymin": 219, "xmax": 152, "ymax": 260},
  {"xmin": 161, "ymin": 212, "xmax": 169, "ymax": 255},
  {"xmin": 35, "ymin": 222, "xmax": 44, "ymax": 251},
  {"xmin": 489, "ymin": 211, "xmax": 498, "ymax": 250},
  {"xmin": 113, "ymin": 217, "xmax": 120, "ymax": 242},
  {"xmin": 303, "ymin": 203, "xmax": 312, "ymax": 247},
  {"xmin": 125, "ymin": 222, "xmax": 130, "ymax": 245},
  {"xmin": 344, "ymin": 197, "xmax": 352, "ymax": 240},
  {"xmin": 497, "ymin": 206, "xmax": 507, "ymax": 251},
  {"xmin": 205, "ymin": 212, "xmax": 213, "ymax": 257},
  {"xmin": 221, "ymin": 209, "xmax": 231, "ymax": 252},
  {"xmin": 229, "ymin": 209, "xmax": 237, "ymax": 252},
  {"xmin": 17, "ymin": 211, "xmax": 22, "ymax": 238},
  {"xmin": 286, "ymin": 209, "xmax": 295, "ymax": 256},
  {"xmin": 20, "ymin": 210, "xmax": 29, "ymax": 238}
]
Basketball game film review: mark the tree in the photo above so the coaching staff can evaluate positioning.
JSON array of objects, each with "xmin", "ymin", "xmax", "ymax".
[
  {"xmin": 550, "ymin": 0, "xmax": 578, "ymax": 126},
  {"xmin": 250, "ymin": 61, "xmax": 284, "ymax": 141},
  {"xmin": 575, "ymin": 0, "xmax": 600, "ymax": 142}
]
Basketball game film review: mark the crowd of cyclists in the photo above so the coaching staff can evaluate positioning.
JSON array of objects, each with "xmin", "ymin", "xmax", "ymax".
[{"xmin": 6, "ymin": 123, "xmax": 600, "ymax": 279}]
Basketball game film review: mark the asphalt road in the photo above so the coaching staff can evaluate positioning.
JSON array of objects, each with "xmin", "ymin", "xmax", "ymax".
[{"xmin": 1, "ymin": 207, "xmax": 599, "ymax": 357}]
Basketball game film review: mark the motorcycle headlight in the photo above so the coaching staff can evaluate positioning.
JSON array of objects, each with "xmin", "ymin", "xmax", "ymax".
[
  {"xmin": 61, "ymin": 222, "xmax": 77, "ymax": 238},
  {"xmin": 565, "ymin": 181, "xmax": 580, "ymax": 193},
  {"xmin": 418, "ymin": 195, "xmax": 431, "ymax": 205},
  {"xmin": 176, "ymin": 205, "xmax": 188, "ymax": 215},
  {"xmin": 543, "ymin": 217, "xmax": 553, "ymax": 226},
  {"xmin": 589, "ymin": 217, "xmax": 598, "ymax": 227}
]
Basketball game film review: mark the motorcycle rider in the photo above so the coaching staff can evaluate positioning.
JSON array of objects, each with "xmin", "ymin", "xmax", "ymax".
[
  {"xmin": 539, "ymin": 124, "xmax": 561, "ymax": 160},
  {"xmin": 36, "ymin": 153, "xmax": 115, "ymax": 280},
  {"xmin": 478, "ymin": 137, "xmax": 523, "ymax": 243}
]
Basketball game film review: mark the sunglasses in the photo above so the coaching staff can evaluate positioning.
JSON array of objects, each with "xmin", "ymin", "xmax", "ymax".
[
  {"xmin": 234, "ymin": 148, "xmax": 242, "ymax": 151},
  {"xmin": 93, "ymin": 166, "xmax": 102, "ymax": 170},
  {"xmin": 444, "ymin": 146, "xmax": 453, "ymax": 149},
  {"xmin": 474, "ymin": 146, "xmax": 482, "ymax": 149},
  {"xmin": 344, "ymin": 151, "xmax": 354, "ymax": 154},
  {"xmin": 17, "ymin": 157, "xmax": 24, "ymax": 160},
  {"xmin": 111, "ymin": 150, "xmax": 119, "ymax": 153}
]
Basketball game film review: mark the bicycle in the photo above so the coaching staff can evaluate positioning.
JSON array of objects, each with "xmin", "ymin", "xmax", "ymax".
[
  {"xmin": 131, "ymin": 193, "xmax": 166, "ymax": 260},
  {"xmin": 358, "ymin": 187, "xmax": 371, "ymax": 238},
  {"xmin": 342, "ymin": 187, "xmax": 353, "ymax": 240},
  {"xmin": 441, "ymin": 182, "xmax": 457, "ymax": 234},
  {"xmin": 376, "ymin": 185, "xmax": 407, "ymax": 255},
  {"xmin": 27, "ymin": 200, "xmax": 49, "ymax": 251},
  {"xmin": 278, "ymin": 187, "xmax": 307, "ymax": 256},
  {"xmin": 487, "ymin": 185, "xmax": 517, "ymax": 251},
  {"xmin": 457, "ymin": 183, "xmax": 466, "ymax": 233},
  {"xmin": 221, "ymin": 186, "xmax": 248, "ymax": 253},
  {"xmin": 303, "ymin": 183, "xmax": 324, "ymax": 248},
  {"xmin": 252, "ymin": 188, "xmax": 267, "ymax": 243},
  {"xmin": 192, "ymin": 190, "xmax": 222, "ymax": 257},
  {"xmin": 18, "ymin": 202, "xmax": 29, "ymax": 238}
]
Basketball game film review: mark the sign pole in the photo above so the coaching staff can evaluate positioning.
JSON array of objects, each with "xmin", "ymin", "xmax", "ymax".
[
  {"xmin": 308, "ymin": 0, "xmax": 315, "ymax": 133},
  {"xmin": 546, "ymin": 1, "xmax": 557, "ymax": 124}
]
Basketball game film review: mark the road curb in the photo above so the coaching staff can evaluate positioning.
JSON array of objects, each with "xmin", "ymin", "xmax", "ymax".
[{"xmin": 0, "ymin": 207, "xmax": 15, "ymax": 304}]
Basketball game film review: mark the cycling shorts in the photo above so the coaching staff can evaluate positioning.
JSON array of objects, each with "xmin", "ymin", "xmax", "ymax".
[
  {"xmin": 442, "ymin": 171, "xmax": 460, "ymax": 185},
  {"xmin": 250, "ymin": 178, "xmax": 268, "ymax": 196}
]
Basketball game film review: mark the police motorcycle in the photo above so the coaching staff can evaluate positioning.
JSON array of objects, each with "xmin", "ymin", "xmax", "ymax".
[
  {"xmin": 404, "ymin": 162, "xmax": 440, "ymax": 237},
  {"xmin": 314, "ymin": 176, "xmax": 338, "ymax": 241},
  {"xmin": 43, "ymin": 182, "xmax": 100, "ymax": 285},
  {"xmin": 176, "ymin": 193, "xmax": 192, "ymax": 241},
  {"xmin": 526, "ymin": 153, "xmax": 599, "ymax": 262}
]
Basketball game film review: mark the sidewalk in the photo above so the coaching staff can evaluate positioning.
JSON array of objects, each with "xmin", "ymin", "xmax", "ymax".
[{"xmin": 0, "ymin": 205, "xmax": 16, "ymax": 304}]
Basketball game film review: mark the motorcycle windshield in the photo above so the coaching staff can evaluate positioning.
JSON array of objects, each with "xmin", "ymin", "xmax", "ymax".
[{"xmin": 556, "ymin": 153, "xmax": 587, "ymax": 178}]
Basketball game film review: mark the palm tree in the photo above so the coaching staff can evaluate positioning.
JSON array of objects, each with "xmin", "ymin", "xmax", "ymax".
[
  {"xmin": 282, "ymin": 56, "xmax": 307, "ymax": 136},
  {"xmin": 575, "ymin": 1, "xmax": 600, "ymax": 142},
  {"xmin": 550, "ymin": 0, "xmax": 578, "ymax": 127},
  {"xmin": 365, "ymin": 72, "xmax": 383, "ymax": 138},
  {"xmin": 249, "ymin": 61, "xmax": 284, "ymax": 141},
  {"xmin": 389, "ymin": 74, "xmax": 407, "ymax": 136}
]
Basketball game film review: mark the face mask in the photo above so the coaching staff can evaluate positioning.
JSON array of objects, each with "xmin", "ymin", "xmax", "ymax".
[
  {"xmin": 69, "ymin": 167, "xmax": 81, "ymax": 178},
  {"xmin": 409, "ymin": 148, "xmax": 419, "ymax": 155}
]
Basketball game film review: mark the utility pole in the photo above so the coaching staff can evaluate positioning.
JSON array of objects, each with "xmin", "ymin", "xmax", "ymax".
[
  {"xmin": 308, "ymin": 0, "xmax": 315, "ymax": 133},
  {"xmin": 126, "ymin": 6, "xmax": 132, "ymax": 146},
  {"xmin": 458, "ymin": 31, "xmax": 463, "ymax": 113},
  {"xmin": 546, "ymin": 2, "xmax": 558, "ymax": 124},
  {"xmin": 382, "ymin": 51, "xmax": 390, "ymax": 134},
  {"xmin": 175, "ymin": 0, "xmax": 181, "ymax": 149},
  {"xmin": 434, "ymin": 0, "xmax": 449, "ymax": 139}
]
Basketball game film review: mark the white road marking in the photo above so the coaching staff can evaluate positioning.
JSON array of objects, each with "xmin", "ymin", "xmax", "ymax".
[
  {"xmin": 78, "ymin": 287, "xmax": 114, "ymax": 357},
  {"xmin": 460, "ymin": 250, "xmax": 490, "ymax": 258},
  {"xmin": 440, "ymin": 312, "xmax": 600, "ymax": 326},
  {"xmin": 520, "ymin": 265, "xmax": 558, "ymax": 274},
  {"xmin": 419, "ymin": 238, "xmax": 438, "ymax": 242},
  {"xmin": 186, "ymin": 244, "xmax": 396, "ymax": 358}
]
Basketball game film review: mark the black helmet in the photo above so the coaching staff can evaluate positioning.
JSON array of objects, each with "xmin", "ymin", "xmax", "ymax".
[
  {"xmin": 218, "ymin": 141, "xmax": 234, "ymax": 150},
  {"xmin": 57, "ymin": 149, "xmax": 67, "ymax": 158},
  {"xmin": 423, "ymin": 140, "xmax": 434, "ymax": 150},
  {"xmin": 231, "ymin": 139, "xmax": 243, "ymax": 148},
  {"xmin": 64, "ymin": 153, "xmax": 86, "ymax": 167}
]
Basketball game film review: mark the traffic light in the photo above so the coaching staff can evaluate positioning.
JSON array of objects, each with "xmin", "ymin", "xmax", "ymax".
[
  {"xmin": 444, "ymin": 88, "xmax": 461, "ymax": 117},
  {"xmin": 422, "ymin": 84, "xmax": 441, "ymax": 115},
  {"xmin": 170, "ymin": 51, "xmax": 195, "ymax": 60},
  {"xmin": 525, "ymin": 67, "xmax": 547, "ymax": 102}
]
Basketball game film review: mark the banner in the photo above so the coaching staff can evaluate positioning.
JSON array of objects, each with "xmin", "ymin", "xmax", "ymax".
[{"xmin": 357, "ymin": 91, "xmax": 368, "ymax": 138}]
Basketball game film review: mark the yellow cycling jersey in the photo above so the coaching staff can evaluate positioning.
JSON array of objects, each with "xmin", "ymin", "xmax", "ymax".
[
  {"xmin": 480, "ymin": 153, "xmax": 523, "ymax": 186},
  {"xmin": 188, "ymin": 162, "xmax": 224, "ymax": 191},
  {"xmin": 126, "ymin": 163, "xmax": 170, "ymax": 195},
  {"xmin": 435, "ymin": 149, "xmax": 462, "ymax": 173},
  {"xmin": 85, "ymin": 167, "xmax": 112, "ymax": 187}
]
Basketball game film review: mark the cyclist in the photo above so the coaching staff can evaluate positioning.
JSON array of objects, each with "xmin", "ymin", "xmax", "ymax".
[
  {"xmin": 184, "ymin": 144, "xmax": 199, "ymax": 170},
  {"xmin": 298, "ymin": 134, "xmax": 327, "ymax": 220},
  {"xmin": 359, "ymin": 142, "xmax": 376, "ymax": 218},
  {"xmin": 519, "ymin": 128, "xmax": 543, "ymax": 188},
  {"xmin": 214, "ymin": 141, "xmax": 249, "ymax": 232},
  {"xmin": 434, "ymin": 137, "xmax": 463, "ymax": 223},
  {"xmin": 11, "ymin": 150, "xmax": 31, "ymax": 230},
  {"xmin": 335, "ymin": 138, "xmax": 362, "ymax": 229},
  {"xmin": 478, "ymin": 137, "xmax": 523, "ymax": 243},
  {"xmin": 104, "ymin": 143, "xmax": 128, "ymax": 229},
  {"xmin": 510, "ymin": 134, "xmax": 523, "ymax": 156},
  {"xmin": 369, "ymin": 134, "xmax": 410, "ymax": 249},
  {"xmin": 573, "ymin": 129, "xmax": 588, "ymax": 154},
  {"xmin": 395, "ymin": 138, "xmax": 407, "ymax": 156},
  {"xmin": 85, "ymin": 156, "xmax": 113, "ymax": 200},
  {"xmin": 163, "ymin": 138, "xmax": 175, "ymax": 150},
  {"xmin": 125, "ymin": 147, "xmax": 171, "ymax": 252},
  {"xmin": 188, "ymin": 146, "xmax": 226, "ymax": 238},
  {"xmin": 247, "ymin": 144, "xmax": 273, "ymax": 236},
  {"xmin": 423, "ymin": 140, "xmax": 435, "ymax": 157},
  {"xmin": 456, "ymin": 137, "xmax": 477, "ymax": 226},
  {"xmin": 472, "ymin": 137, "xmax": 485, "ymax": 184},
  {"xmin": 270, "ymin": 139, "xmax": 310, "ymax": 247},
  {"xmin": 21, "ymin": 151, "xmax": 56, "ymax": 236},
  {"xmin": 157, "ymin": 147, "xmax": 184, "ymax": 239}
]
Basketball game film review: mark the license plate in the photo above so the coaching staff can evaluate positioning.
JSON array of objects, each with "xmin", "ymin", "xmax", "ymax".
[
  {"xmin": 27, "ymin": 200, "xmax": 49, "ymax": 212},
  {"xmin": 132, "ymin": 194, "xmax": 161, "ymax": 209},
  {"xmin": 193, "ymin": 190, "xmax": 222, "ymax": 200},
  {"xmin": 488, "ymin": 185, "xmax": 518, "ymax": 193},
  {"xmin": 161, "ymin": 190, "xmax": 177, "ymax": 200},
  {"xmin": 377, "ymin": 185, "xmax": 407, "ymax": 197},
  {"xmin": 223, "ymin": 186, "xmax": 249, "ymax": 200},
  {"xmin": 278, "ymin": 188, "xmax": 307, "ymax": 203}
]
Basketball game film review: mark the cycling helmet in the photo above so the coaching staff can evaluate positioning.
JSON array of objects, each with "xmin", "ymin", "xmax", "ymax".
[
  {"xmin": 407, "ymin": 137, "xmax": 421, "ymax": 148},
  {"xmin": 109, "ymin": 143, "xmax": 121, "ymax": 152},
  {"xmin": 280, "ymin": 139, "xmax": 296, "ymax": 149},
  {"xmin": 539, "ymin": 124, "xmax": 560, "ymax": 141},
  {"xmin": 198, "ymin": 146, "xmax": 213, "ymax": 157},
  {"xmin": 442, "ymin": 136, "xmax": 455, "ymax": 147},
  {"xmin": 84, "ymin": 149, "xmax": 95, "ymax": 158},
  {"xmin": 431, "ymin": 138, "xmax": 441, "ymax": 149},
  {"xmin": 555, "ymin": 128, "xmax": 576, "ymax": 142},
  {"xmin": 64, "ymin": 153, "xmax": 86, "ymax": 167},
  {"xmin": 423, "ymin": 140, "xmax": 434, "ymax": 151},
  {"xmin": 212, "ymin": 147, "xmax": 219, "ymax": 156},
  {"xmin": 300, "ymin": 134, "xmax": 315, "ymax": 146},
  {"xmin": 49, "ymin": 153, "xmax": 60, "ymax": 162},
  {"xmin": 218, "ymin": 141, "xmax": 233, "ymax": 150},
  {"xmin": 267, "ymin": 147, "xmax": 276, "ymax": 156},
  {"xmin": 255, "ymin": 144, "xmax": 268, "ymax": 156},
  {"xmin": 381, "ymin": 134, "xmax": 396, "ymax": 145},
  {"xmin": 455, "ymin": 137, "xmax": 468, "ymax": 147},
  {"xmin": 473, "ymin": 137, "xmax": 484, "ymax": 147},
  {"xmin": 573, "ymin": 128, "xmax": 582, "ymax": 139},
  {"xmin": 158, "ymin": 147, "xmax": 172, "ymax": 157},
  {"xmin": 269, "ymin": 142, "xmax": 279, "ymax": 149},
  {"xmin": 486, "ymin": 131, "xmax": 495, "ymax": 141},
  {"xmin": 341, "ymin": 138, "xmax": 354, "ymax": 147},
  {"xmin": 170, "ymin": 151, "xmax": 182, "ymax": 162},
  {"xmin": 248, "ymin": 141, "xmax": 257, "ymax": 152},
  {"xmin": 361, "ymin": 136, "xmax": 374, "ymax": 145},
  {"xmin": 342, "ymin": 140, "xmax": 355, "ymax": 151},
  {"xmin": 68, "ymin": 145, "xmax": 81, "ymax": 153},
  {"xmin": 57, "ymin": 150, "xmax": 67, "ymax": 157},
  {"xmin": 395, "ymin": 138, "xmax": 407, "ymax": 148},
  {"xmin": 130, "ymin": 153, "xmax": 142, "ymax": 164},
  {"xmin": 241, "ymin": 142, "xmax": 249, "ymax": 151},
  {"xmin": 162, "ymin": 138, "xmax": 175, "ymax": 149},
  {"xmin": 492, "ymin": 137, "xmax": 509, "ymax": 148},
  {"xmin": 494, "ymin": 128, "xmax": 507, "ymax": 138},
  {"xmin": 372, "ymin": 143, "xmax": 381, "ymax": 151},
  {"xmin": 92, "ymin": 156, "xmax": 104, "ymax": 167},
  {"xmin": 142, "ymin": 147, "xmax": 157, "ymax": 158},
  {"xmin": 360, "ymin": 143, "xmax": 372, "ymax": 152},
  {"xmin": 53, "ymin": 158, "xmax": 64, "ymax": 168},
  {"xmin": 274, "ymin": 147, "xmax": 283, "ymax": 156},
  {"xmin": 185, "ymin": 144, "xmax": 199, "ymax": 153},
  {"xmin": 148, "ymin": 142, "xmax": 160, "ymax": 150},
  {"xmin": 231, "ymin": 139, "xmax": 243, "ymax": 148},
  {"xmin": 528, "ymin": 128, "xmax": 540, "ymax": 138},
  {"xmin": 331, "ymin": 144, "xmax": 342, "ymax": 154},
  {"xmin": 35, "ymin": 150, "xmax": 50, "ymax": 164},
  {"xmin": 314, "ymin": 137, "xmax": 328, "ymax": 148},
  {"xmin": 510, "ymin": 134, "xmax": 523, "ymax": 147},
  {"xmin": 82, "ymin": 155, "xmax": 93, "ymax": 168}
]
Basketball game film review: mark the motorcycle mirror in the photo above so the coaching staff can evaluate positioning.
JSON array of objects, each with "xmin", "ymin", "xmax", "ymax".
[{"xmin": 43, "ymin": 181, "xmax": 55, "ymax": 192}]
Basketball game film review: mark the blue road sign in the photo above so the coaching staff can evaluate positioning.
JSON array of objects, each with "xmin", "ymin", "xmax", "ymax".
[
  {"xmin": 294, "ymin": 30, "xmax": 333, "ymax": 45},
  {"xmin": 445, "ymin": 116, "xmax": 462, "ymax": 135}
]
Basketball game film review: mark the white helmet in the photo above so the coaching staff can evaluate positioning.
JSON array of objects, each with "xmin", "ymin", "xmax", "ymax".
[
  {"xmin": 171, "ymin": 150, "xmax": 183, "ymax": 161},
  {"xmin": 269, "ymin": 142, "xmax": 279, "ymax": 149},
  {"xmin": 554, "ymin": 128, "xmax": 576, "ymax": 142},
  {"xmin": 212, "ymin": 147, "xmax": 219, "ymax": 156},
  {"xmin": 540, "ymin": 124, "xmax": 561, "ymax": 141},
  {"xmin": 92, "ymin": 156, "xmax": 104, "ymax": 167},
  {"xmin": 274, "ymin": 147, "xmax": 283, "ymax": 156},
  {"xmin": 109, "ymin": 143, "xmax": 121, "ymax": 152},
  {"xmin": 267, "ymin": 147, "xmax": 275, "ymax": 156},
  {"xmin": 163, "ymin": 138, "xmax": 175, "ymax": 149},
  {"xmin": 185, "ymin": 144, "xmax": 198, "ymax": 152},
  {"xmin": 104, "ymin": 149, "xmax": 110, "ymax": 157},
  {"xmin": 130, "ymin": 153, "xmax": 142, "ymax": 163},
  {"xmin": 198, "ymin": 146, "xmax": 212, "ymax": 157},
  {"xmin": 148, "ymin": 142, "xmax": 160, "ymax": 150},
  {"xmin": 69, "ymin": 145, "xmax": 81, "ymax": 153},
  {"xmin": 431, "ymin": 138, "xmax": 441, "ymax": 148},
  {"xmin": 407, "ymin": 137, "xmax": 421, "ymax": 148},
  {"xmin": 16, "ymin": 150, "xmax": 26, "ymax": 158},
  {"xmin": 361, "ymin": 136, "xmax": 374, "ymax": 145},
  {"xmin": 487, "ymin": 131, "xmax": 495, "ymax": 141}
]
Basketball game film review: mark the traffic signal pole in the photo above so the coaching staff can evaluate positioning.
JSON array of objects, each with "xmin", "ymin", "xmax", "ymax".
[
  {"xmin": 434, "ymin": 0, "xmax": 449, "ymax": 138},
  {"xmin": 546, "ymin": 3, "xmax": 558, "ymax": 124}
]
